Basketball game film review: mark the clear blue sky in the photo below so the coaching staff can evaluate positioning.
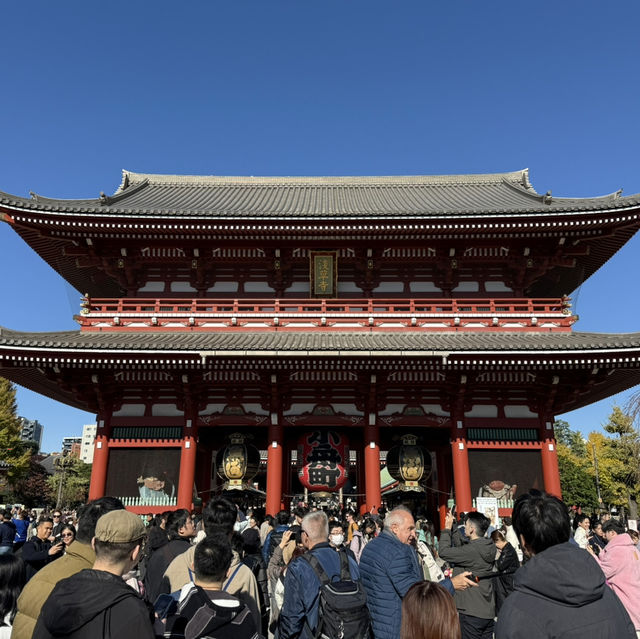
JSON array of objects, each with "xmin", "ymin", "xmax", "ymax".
[{"xmin": 1, "ymin": 1, "xmax": 639, "ymax": 452}]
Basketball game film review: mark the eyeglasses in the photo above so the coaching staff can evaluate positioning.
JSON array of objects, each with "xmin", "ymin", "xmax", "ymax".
[
  {"xmin": 61, "ymin": 533, "xmax": 74, "ymax": 538},
  {"xmin": 53, "ymin": 515, "xmax": 61, "ymax": 518}
]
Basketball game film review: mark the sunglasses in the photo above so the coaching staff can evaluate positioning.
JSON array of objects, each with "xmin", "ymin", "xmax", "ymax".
[{"xmin": 61, "ymin": 533, "xmax": 74, "ymax": 538}]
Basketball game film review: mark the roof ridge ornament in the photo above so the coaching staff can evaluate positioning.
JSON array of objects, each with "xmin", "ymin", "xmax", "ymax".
[{"xmin": 543, "ymin": 190, "xmax": 553, "ymax": 205}]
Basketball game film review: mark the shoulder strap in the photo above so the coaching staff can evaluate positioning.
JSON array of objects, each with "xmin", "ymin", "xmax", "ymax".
[
  {"xmin": 338, "ymin": 549, "xmax": 351, "ymax": 581},
  {"xmin": 302, "ymin": 552, "xmax": 331, "ymax": 586},
  {"xmin": 223, "ymin": 563, "xmax": 243, "ymax": 592}
]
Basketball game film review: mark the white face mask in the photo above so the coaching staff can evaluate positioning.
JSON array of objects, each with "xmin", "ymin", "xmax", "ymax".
[{"xmin": 330, "ymin": 534, "xmax": 345, "ymax": 547}]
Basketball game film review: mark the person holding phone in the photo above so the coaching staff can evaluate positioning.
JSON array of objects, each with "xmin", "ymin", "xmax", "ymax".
[
  {"xmin": 439, "ymin": 510, "xmax": 496, "ymax": 639},
  {"xmin": 20, "ymin": 519, "xmax": 64, "ymax": 581}
]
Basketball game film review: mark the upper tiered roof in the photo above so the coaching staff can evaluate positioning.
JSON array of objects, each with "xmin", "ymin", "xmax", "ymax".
[
  {"xmin": 2, "ymin": 169, "xmax": 640, "ymax": 219},
  {"xmin": 2, "ymin": 169, "xmax": 639, "ymax": 298}
]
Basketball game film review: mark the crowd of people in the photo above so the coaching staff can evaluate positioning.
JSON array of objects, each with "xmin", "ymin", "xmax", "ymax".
[{"xmin": 0, "ymin": 493, "xmax": 639, "ymax": 639}]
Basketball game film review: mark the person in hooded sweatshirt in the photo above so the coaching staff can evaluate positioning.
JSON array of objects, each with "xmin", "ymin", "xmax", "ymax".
[
  {"xmin": 495, "ymin": 490, "xmax": 636, "ymax": 639},
  {"xmin": 33, "ymin": 510, "xmax": 155, "ymax": 639},
  {"xmin": 439, "ymin": 511, "xmax": 496, "ymax": 639}
]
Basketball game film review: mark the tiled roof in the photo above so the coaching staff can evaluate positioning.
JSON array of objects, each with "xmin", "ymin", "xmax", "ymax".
[
  {"xmin": 2, "ymin": 169, "xmax": 639, "ymax": 219},
  {"xmin": 1, "ymin": 327, "xmax": 640, "ymax": 355}
]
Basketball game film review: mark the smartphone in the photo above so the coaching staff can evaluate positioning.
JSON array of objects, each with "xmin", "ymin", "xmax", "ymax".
[{"xmin": 154, "ymin": 593, "xmax": 177, "ymax": 619}]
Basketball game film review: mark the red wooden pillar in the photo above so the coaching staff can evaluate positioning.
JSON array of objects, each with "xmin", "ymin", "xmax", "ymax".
[
  {"xmin": 177, "ymin": 420, "xmax": 197, "ymax": 510},
  {"xmin": 282, "ymin": 439, "xmax": 292, "ymax": 511},
  {"xmin": 436, "ymin": 444, "xmax": 451, "ymax": 529},
  {"xmin": 451, "ymin": 437, "xmax": 472, "ymax": 513},
  {"xmin": 356, "ymin": 444, "xmax": 366, "ymax": 514},
  {"xmin": 195, "ymin": 446, "xmax": 212, "ymax": 504},
  {"xmin": 540, "ymin": 417, "xmax": 562, "ymax": 498},
  {"xmin": 266, "ymin": 417, "xmax": 283, "ymax": 516},
  {"xmin": 89, "ymin": 417, "xmax": 109, "ymax": 501},
  {"xmin": 541, "ymin": 440, "xmax": 562, "ymax": 498},
  {"xmin": 364, "ymin": 419, "xmax": 381, "ymax": 513}
]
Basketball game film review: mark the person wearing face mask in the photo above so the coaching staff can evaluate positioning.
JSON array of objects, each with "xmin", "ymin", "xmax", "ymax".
[{"xmin": 328, "ymin": 522, "xmax": 346, "ymax": 550}]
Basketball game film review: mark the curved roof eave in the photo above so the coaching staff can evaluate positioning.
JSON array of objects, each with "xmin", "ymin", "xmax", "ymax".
[
  {"xmin": 2, "ymin": 327, "xmax": 640, "ymax": 356},
  {"xmin": 1, "ymin": 169, "xmax": 639, "ymax": 220}
]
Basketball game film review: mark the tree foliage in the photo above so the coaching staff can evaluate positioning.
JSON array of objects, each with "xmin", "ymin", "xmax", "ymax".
[
  {"xmin": 47, "ymin": 457, "xmax": 92, "ymax": 508},
  {"xmin": 554, "ymin": 420, "xmax": 597, "ymax": 509},
  {"xmin": 0, "ymin": 378, "xmax": 30, "ymax": 490},
  {"xmin": 11, "ymin": 455, "xmax": 54, "ymax": 507},
  {"xmin": 597, "ymin": 406, "xmax": 640, "ymax": 518},
  {"xmin": 555, "ymin": 408, "xmax": 640, "ymax": 517}
]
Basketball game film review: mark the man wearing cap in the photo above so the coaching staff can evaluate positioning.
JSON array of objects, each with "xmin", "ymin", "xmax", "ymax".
[
  {"xmin": 33, "ymin": 510, "xmax": 155, "ymax": 639},
  {"xmin": 13, "ymin": 496, "xmax": 125, "ymax": 639}
]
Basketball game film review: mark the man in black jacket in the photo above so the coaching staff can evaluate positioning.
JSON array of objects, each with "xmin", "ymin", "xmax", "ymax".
[
  {"xmin": 33, "ymin": 510, "xmax": 155, "ymax": 639},
  {"xmin": 22, "ymin": 518, "xmax": 64, "ymax": 580},
  {"xmin": 495, "ymin": 490, "xmax": 636, "ymax": 639},
  {"xmin": 143, "ymin": 508, "xmax": 195, "ymax": 603},
  {"xmin": 0, "ymin": 509, "xmax": 17, "ymax": 555}
]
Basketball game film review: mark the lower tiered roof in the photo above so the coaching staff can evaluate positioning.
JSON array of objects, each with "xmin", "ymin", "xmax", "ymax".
[{"xmin": 2, "ymin": 327, "xmax": 640, "ymax": 416}]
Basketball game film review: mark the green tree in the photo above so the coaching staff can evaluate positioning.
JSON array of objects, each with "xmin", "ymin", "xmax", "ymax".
[
  {"xmin": 12, "ymin": 454, "xmax": 54, "ymax": 507},
  {"xmin": 0, "ymin": 378, "xmax": 30, "ymax": 492},
  {"xmin": 601, "ymin": 406, "xmax": 640, "ymax": 519},
  {"xmin": 554, "ymin": 420, "xmax": 597, "ymax": 509},
  {"xmin": 554, "ymin": 419, "xmax": 588, "ymax": 457},
  {"xmin": 48, "ymin": 457, "xmax": 92, "ymax": 508}
]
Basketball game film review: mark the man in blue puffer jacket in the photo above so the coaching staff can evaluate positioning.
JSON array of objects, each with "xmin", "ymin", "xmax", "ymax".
[
  {"xmin": 359, "ymin": 506, "xmax": 475, "ymax": 639},
  {"xmin": 279, "ymin": 510, "xmax": 361, "ymax": 639}
]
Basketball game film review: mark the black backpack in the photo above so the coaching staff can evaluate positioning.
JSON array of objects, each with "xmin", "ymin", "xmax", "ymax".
[
  {"xmin": 267, "ymin": 528, "xmax": 285, "ymax": 563},
  {"xmin": 302, "ymin": 550, "xmax": 371, "ymax": 639}
]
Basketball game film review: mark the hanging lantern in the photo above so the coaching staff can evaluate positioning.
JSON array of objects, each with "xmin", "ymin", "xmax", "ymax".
[
  {"xmin": 386, "ymin": 434, "xmax": 431, "ymax": 492},
  {"xmin": 216, "ymin": 433, "xmax": 260, "ymax": 490},
  {"xmin": 298, "ymin": 430, "xmax": 349, "ymax": 492}
]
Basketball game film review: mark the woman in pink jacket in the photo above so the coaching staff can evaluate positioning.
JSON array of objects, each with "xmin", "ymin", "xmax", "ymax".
[{"xmin": 588, "ymin": 519, "xmax": 640, "ymax": 635}]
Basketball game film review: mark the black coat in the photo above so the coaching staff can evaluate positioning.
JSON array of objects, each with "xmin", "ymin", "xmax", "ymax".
[
  {"xmin": 144, "ymin": 537, "xmax": 191, "ymax": 602},
  {"xmin": 493, "ymin": 542, "xmax": 519, "ymax": 612},
  {"xmin": 21, "ymin": 537, "xmax": 61, "ymax": 581},
  {"xmin": 0, "ymin": 520, "xmax": 16, "ymax": 548},
  {"xmin": 495, "ymin": 541, "xmax": 636, "ymax": 639},
  {"xmin": 33, "ymin": 569, "xmax": 155, "ymax": 639}
]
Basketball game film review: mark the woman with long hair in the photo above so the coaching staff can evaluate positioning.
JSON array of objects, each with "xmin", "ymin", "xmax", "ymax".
[
  {"xmin": 0, "ymin": 554, "xmax": 26, "ymax": 638},
  {"xmin": 401, "ymin": 580, "xmax": 461, "ymax": 639},
  {"xmin": 59, "ymin": 524, "xmax": 76, "ymax": 551},
  {"xmin": 490, "ymin": 529, "xmax": 519, "ymax": 613}
]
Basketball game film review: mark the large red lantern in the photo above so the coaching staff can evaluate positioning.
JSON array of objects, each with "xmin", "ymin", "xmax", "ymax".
[{"xmin": 298, "ymin": 430, "xmax": 349, "ymax": 492}]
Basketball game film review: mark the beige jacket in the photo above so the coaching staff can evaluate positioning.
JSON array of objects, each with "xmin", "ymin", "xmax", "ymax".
[{"xmin": 12, "ymin": 541, "xmax": 96, "ymax": 639}]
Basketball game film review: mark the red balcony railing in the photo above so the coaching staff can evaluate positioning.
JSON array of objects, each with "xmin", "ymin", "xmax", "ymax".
[{"xmin": 76, "ymin": 296, "xmax": 575, "ymax": 332}]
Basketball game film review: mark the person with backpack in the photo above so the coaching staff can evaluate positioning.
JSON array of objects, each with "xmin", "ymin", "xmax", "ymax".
[
  {"xmin": 350, "ymin": 517, "xmax": 376, "ymax": 563},
  {"xmin": 162, "ymin": 533, "xmax": 258, "ymax": 639},
  {"xmin": 262, "ymin": 510, "xmax": 290, "ymax": 565},
  {"xmin": 278, "ymin": 510, "xmax": 370, "ymax": 639}
]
